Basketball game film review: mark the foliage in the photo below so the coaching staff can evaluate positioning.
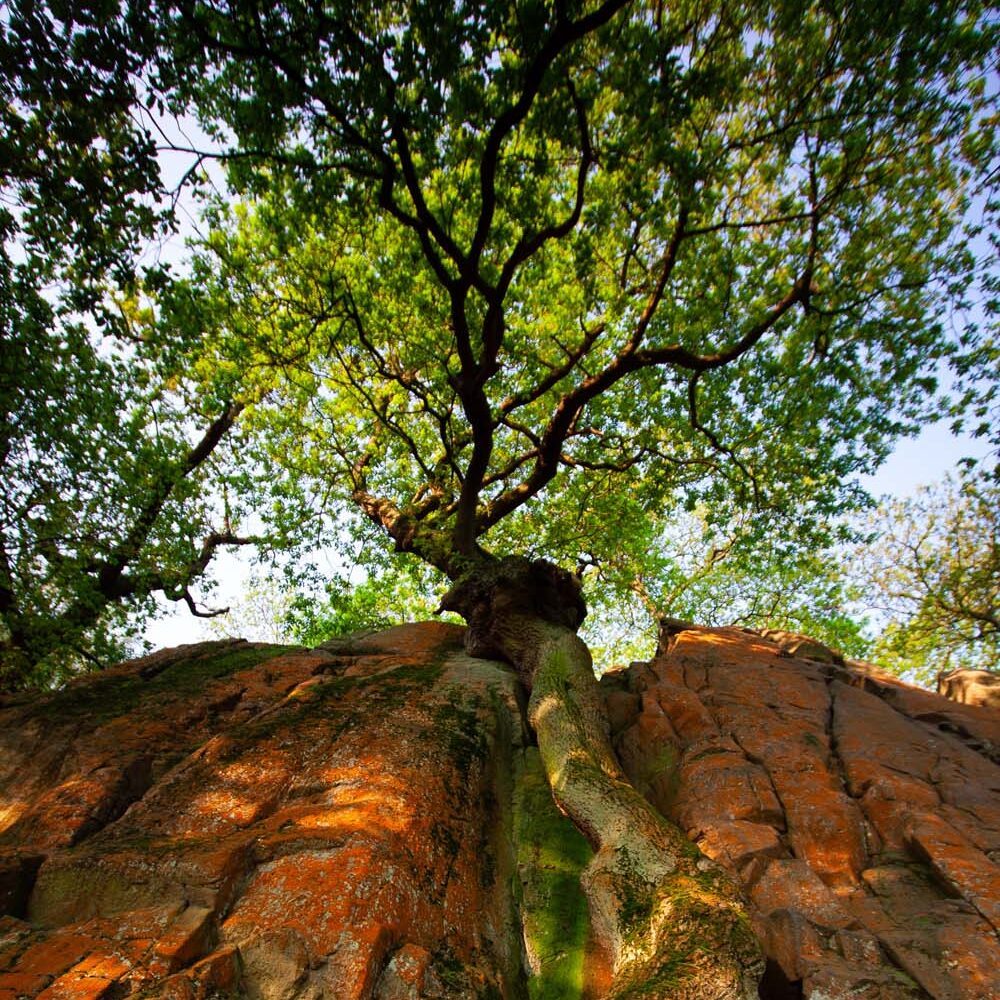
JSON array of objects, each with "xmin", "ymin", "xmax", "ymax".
[
  {"xmin": 159, "ymin": 0, "xmax": 997, "ymax": 583},
  {"xmin": 0, "ymin": 0, "xmax": 161, "ymax": 311},
  {"xmin": 3, "ymin": 0, "xmax": 1000, "ymax": 687},
  {"xmin": 282, "ymin": 559, "xmax": 447, "ymax": 645},
  {"xmin": 0, "ymin": 0, "xmax": 317, "ymax": 686},
  {"xmin": 577, "ymin": 507, "xmax": 869, "ymax": 667},
  {"xmin": 855, "ymin": 468, "xmax": 1000, "ymax": 682}
]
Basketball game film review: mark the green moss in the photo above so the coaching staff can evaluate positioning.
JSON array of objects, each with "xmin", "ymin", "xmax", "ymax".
[
  {"xmin": 635, "ymin": 744, "xmax": 681, "ymax": 810},
  {"xmin": 614, "ymin": 950, "xmax": 696, "ymax": 997},
  {"xmin": 429, "ymin": 945, "xmax": 504, "ymax": 998},
  {"xmin": 513, "ymin": 747, "xmax": 593, "ymax": 1000},
  {"xmin": 619, "ymin": 879, "xmax": 654, "ymax": 932},
  {"xmin": 434, "ymin": 695, "xmax": 490, "ymax": 777},
  {"xmin": 220, "ymin": 660, "xmax": 445, "ymax": 760},
  {"xmin": 39, "ymin": 644, "xmax": 299, "ymax": 724}
]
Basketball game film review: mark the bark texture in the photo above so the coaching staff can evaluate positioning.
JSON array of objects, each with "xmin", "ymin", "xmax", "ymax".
[{"xmin": 440, "ymin": 558, "xmax": 763, "ymax": 998}]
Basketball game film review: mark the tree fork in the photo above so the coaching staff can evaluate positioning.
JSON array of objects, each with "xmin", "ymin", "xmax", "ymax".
[{"xmin": 440, "ymin": 557, "xmax": 763, "ymax": 998}]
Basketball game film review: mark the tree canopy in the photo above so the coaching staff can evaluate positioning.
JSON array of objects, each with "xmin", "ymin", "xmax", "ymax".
[
  {"xmin": 161, "ymin": 0, "xmax": 995, "ymax": 561},
  {"xmin": 0, "ymin": 0, "xmax": 288, "ymax": 684},
  {"xmin": 856, "ymin": 469, "xmax": 1000, "ymax": 680},
  {"xmin": 2, "ymin": 0, "xmax": 998, "ymax": 685},
  {"xmin": 5, "ymin": 5, "xmax": 998, "ymax": 987}
]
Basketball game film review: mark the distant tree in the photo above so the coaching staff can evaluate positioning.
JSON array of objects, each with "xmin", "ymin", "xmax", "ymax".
[
  {"xmin": 856, "ymin": 469, "xmax": 999, "ymax": 683},
  {"xmin": 282, "ymin": 563, "xmax": 443, "ymax": 645},
  {"xmin": 628, "ymin": 511, "xmax": 869, "ymax": 658}
]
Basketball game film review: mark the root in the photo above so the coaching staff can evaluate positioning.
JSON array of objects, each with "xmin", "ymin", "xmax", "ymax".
[
  {"xmin": 528, "ymin": 625, "xmax": 762, "ymax": 998},
  {"xmin": 441, "ymin": 557, "xmax": 763, "ymax": 997}
]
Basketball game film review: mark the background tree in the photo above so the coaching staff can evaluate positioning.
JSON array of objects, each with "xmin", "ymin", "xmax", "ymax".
[
  {"xmin": 0, "ymin": 0, "xmax": 314, "ymax": 686},
  {"xmin": 855, "ymin": 468, "xmax": 1000, "ymax": 683},
  {"xmin": 588, "ymin": 506, "xmax": 870, "ymax": 662}
]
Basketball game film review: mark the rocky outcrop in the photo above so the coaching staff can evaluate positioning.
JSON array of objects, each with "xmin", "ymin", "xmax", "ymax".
[
  {"xmin": 0, "ymin": 625, "xmax": 529, "ymax": 999},
  {"xmin": 938, "ymin": 668, "xmax": 1000, "ymax": 710},
  {"xmin": 1, "ymin": 621, "xmax": 999, "ymax": 998},
  {"xmin": 605, "ymin": 624, "xmax": 1000, "ymax": 999}
]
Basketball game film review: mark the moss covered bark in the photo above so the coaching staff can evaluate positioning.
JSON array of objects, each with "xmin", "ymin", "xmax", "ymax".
[
  {"xmin": 514, "ymin": 745, "xmax": 593, "ymax": 999},
  {"xmin": 441, "ymin": 557, "xmax": 763, "ymax": 998}
]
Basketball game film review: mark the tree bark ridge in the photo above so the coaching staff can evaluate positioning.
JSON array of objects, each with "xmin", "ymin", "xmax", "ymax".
[{"xmin": 440, "ymin": 557, "xmax": 763, "ymax": 998}]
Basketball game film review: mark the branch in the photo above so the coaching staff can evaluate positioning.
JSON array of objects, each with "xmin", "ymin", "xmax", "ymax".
[
  {"xmin": 482, "ymin": 267, "xmax": 812, "ymax": 530},
  {"xmin": 468, "ymin": 0, "xmax": 630, "ymax": 267},
  {"xmin": 177, "ymin": 589, "xmax": 229, "ymax": 619},
  {"xmin": 495, "ymin": 75, "xmax": 595, "ymax": 301},
  {"xmin": 95, "ymin": 401, "xmax": 244, "ymax": 602},
  {"xmin": 686, "ymin": 373, "xmax": 761, "ymax": 503},
  {"xmin": 499, "ymin": 320, "xmax": 606, "ymax": 416}
]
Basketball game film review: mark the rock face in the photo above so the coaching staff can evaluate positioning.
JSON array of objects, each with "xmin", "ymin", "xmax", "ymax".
[
  {"xmin": 1, "ymin": 621, "xmax": 999, "ymax": 998},
  {"xmin": 0, "ymin": 626, "xmax": 529, "ymax": 999},
  {"xmin": 938, "ymin": 668, "xmax": 1000, "ymax": 710},
  {"xmin": 606, "ymin": 624, "xmax": 1000, "ymax": 1000}
]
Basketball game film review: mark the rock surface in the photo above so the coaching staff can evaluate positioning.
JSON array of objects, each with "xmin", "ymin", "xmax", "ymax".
[
  {"xmin": 938, "ymin": 667, "xmax": 1000, "ymax": 710},
  {"xmin": 1, "ymin": 621, "xmax": 999, "ymax": 998},
  {"xmin": 606, "ymin": 624, "xmax": 1000, "ymax": 1000},
  {"xmin": 0, "ymin": 625, "xmax": 529, "ymax": 999}
]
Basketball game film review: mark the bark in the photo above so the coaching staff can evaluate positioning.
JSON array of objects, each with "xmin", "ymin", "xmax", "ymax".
[{"xmin": 440, "ymin": 557, "xmax": 763, "ymax": 998}]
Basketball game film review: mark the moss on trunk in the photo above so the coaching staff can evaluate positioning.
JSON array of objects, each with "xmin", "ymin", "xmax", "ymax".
[{"xmin": 442, "ymin": 557, "xmax": 764, "ymax": 998}]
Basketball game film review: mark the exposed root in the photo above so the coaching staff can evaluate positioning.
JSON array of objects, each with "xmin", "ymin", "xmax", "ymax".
[{"xmin": 441, "ymin": 558, "xmax": 763, "ymax": 998}]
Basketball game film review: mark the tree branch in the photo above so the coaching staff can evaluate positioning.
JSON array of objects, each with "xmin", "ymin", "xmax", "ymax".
[
  {"xmin": 481, "ymin": 266, "xmax": 811, "ymax": 531},
  {"xmin": 468, "ymin": 0, "xmax": 630, "ymax": 268}
]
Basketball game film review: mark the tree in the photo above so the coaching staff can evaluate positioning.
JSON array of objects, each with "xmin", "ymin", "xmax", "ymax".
[
  {"xmin": 0, "ymin": 0, "xmax": 312, "ymax": 685},
  {"xmin": 142, "ymin": 0, "xmax": 998, "ymax": 992},
  {"xmin": 8, "ymin": 0, "xmax": 998, "ymax": 991},
  {"xmin": 856, "ymin": 469, "xmax": 1000, "ymax": 683},
  {"xmin": 580, "ymin": 505, "xmax": 870, "ymax": 663}
]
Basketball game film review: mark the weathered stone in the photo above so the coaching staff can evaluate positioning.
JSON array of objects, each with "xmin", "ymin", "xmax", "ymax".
[
  {"xmin": 5, "ymin": 620, "xmax": 1000, "ymax": 998},
  {"xmin": 760, "ymin": 628, "xmax": 845, "ymax": 665},
  {"xmin": 750, "ymin": 859, "xmax": 856, "ymax": 931},
  {"xmin": 695, "ymin": 820, "xmax": 785, "ymax": 873},
  {"xmin": 612, "ymin": 623, "xmax": 1000, "ymax": 1000},
  {"xmin": 673, "ymin": 736, "xmax": 785, "ymax": 834},
  {"xmin": 938, "ymin": 667, "xmax": 1000, "ymax": 709},
  {"xmin": 906, "ymin": 812, "xmax": 1000, "ymax": 933},
  {"xmin": 0, "ymin": 625, "xmax": 526, "ymax": 998},
  {"xmin": 750, "ymin": 906, "xmax": 826, "ymax": 981}
]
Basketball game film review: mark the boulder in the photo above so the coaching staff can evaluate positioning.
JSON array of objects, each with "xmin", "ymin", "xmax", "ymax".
[{"xmin": 938, "ymin": 667, "xmax": 1000, "ymax": 710}]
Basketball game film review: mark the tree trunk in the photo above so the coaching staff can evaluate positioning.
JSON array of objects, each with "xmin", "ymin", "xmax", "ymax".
[{"xmin": 440, "ymin": 557, "xmax": 763, "ymax": 998}]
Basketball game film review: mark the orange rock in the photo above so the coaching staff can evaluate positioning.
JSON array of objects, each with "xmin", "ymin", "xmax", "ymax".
[
  {"xmin": 613, "ymin": 622, "xmax": 1000, "ymax": 999},
  {"xmin": 0, "ymin": 972, "xmax": 50, "ymax": 996},
  {"xmin": 5, "ymin": 621, "xmax": 1000, "ymax": 998},
  {"xmin": 1, "ymin": 625, "xmax": 521, "ymax": 997},
  {"xmin": 906, "ymin": 812, "xmax": 1000, "ymax": 933},
  {"xmin": 10, "ymin": 935, "xmax": 100, "ymax": 982},
  {"xmin": 938, "ymin": 667, "xmax": 1000, "ymax": 710},
  {"xmin": 148, "ymin": 906, "xmax": 214, "ymax": 976}
]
